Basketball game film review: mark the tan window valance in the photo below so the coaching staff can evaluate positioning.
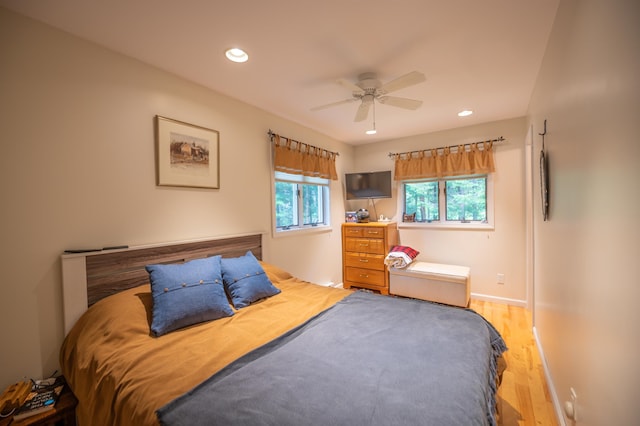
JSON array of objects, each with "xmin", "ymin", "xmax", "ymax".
[
  {"xmin": 392, "ymin": 140, "xmax": 499, "ymax": 180},
  {"xmin": 271, "ymin": 132, "xmax": 338, "ymax": 180}
]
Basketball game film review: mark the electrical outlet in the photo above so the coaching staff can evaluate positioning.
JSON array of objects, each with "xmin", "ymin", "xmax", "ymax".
[
  {"xmin": 564, "ymin": 387, "xmax": 578, "ymax": 421},
  {"xmin": 497, "ymin": 273, "xmax": 505, "ymax": 284}
]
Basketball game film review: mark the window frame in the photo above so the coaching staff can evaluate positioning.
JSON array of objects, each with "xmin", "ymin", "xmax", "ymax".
[
  {"xmin": 398, "ymin": 174, "xmax": 494, "ymax": 230},
  {"xmin": 272, "ymin": 171, "xmax": 331, "ymax": 236}
]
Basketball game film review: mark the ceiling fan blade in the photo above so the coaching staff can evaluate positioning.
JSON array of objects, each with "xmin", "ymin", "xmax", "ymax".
[
  {"xmin": 310, "ymin": 98, "xmax": 357, "ymax": 111},
  {"xmin": 378, "ymin": 96, "xmax": 423, "ymax": 110},
  {"xmin": 379, "ymin": 71, "xmax": 426, "ymax": 94},
  {"xmin": 354, "ymin": 102, "xmax": 371, "ymax": 122},
  {"xmin": 337, "ymin": 78, "xmax": 365, "ymax": 94}
]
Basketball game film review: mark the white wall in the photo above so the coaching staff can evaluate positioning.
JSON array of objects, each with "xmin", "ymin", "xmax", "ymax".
[
  {"xmin": 527, "ymin": 0, "xmax": 639, "ymax": 424},
  {"xmin": 0, "ymin": 8, "xmax": 353, "ymax": 389},
  {"xmin": 350, "ymin": 118, "xmax": 529, "ymax": 303}
]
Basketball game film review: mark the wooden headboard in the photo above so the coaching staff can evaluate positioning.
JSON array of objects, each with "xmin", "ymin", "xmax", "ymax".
[{"xmin": 61, "ymin": 233, "xmax": 263, "ymax": 335}]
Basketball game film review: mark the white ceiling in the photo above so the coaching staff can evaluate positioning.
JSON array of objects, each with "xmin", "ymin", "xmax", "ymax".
[{"xmin": 1, "ymin": 0, "xmax": 559, "ymax": 145}]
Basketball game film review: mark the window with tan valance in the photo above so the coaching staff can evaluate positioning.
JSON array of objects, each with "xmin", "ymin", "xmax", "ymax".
[
  {"xmin": 271, "ymin": 133, "xmax": 338, "ymax": 181},
  {"xmin": 392, "ymin": 140, "xmax": 499, "ymax": 180}
]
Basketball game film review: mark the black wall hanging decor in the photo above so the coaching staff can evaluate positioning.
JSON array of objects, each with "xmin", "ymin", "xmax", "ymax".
[{"xmin": 539, "ymin": 120, "xmax": 549, "ymax": 221}]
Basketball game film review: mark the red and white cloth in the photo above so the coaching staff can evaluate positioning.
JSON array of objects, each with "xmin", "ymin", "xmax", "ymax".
[{"xmin": 384, "ymin": 245, "xmax": 420, "ymax": 269}]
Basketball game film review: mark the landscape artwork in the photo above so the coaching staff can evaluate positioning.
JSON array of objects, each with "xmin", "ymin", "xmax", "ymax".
[
  {"xmin": 169, "ymin": 132, "xmax": 210, "ymax": 175},
  {"xmin": 156, "ymin": 116, "xmax": 219, "ymax": 189}
]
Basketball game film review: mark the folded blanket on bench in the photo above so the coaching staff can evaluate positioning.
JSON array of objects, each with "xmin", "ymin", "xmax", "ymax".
[{"xmin": 384, "ymin": 245, "xmax": 419, "ymax": 269}]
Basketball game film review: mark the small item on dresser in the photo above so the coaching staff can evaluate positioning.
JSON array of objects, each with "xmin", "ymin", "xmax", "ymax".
[
  {"xmin": 356, "ymin": 208, "xmax": 370, "ymax": 223},
  {"xmin": 12, "ymin": 377, "xmax": 65, "ymax": 421},
  {"xmin": 345, "ymin": 211, "xmax": 357, "ymax": 223}
]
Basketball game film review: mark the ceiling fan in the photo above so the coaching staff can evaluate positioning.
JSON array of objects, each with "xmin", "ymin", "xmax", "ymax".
[{"xmin": 311, "ymin": 71, "xmax": 426, "ymax": 122}]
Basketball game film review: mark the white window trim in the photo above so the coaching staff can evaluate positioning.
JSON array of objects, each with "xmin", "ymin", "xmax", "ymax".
[
  {"xmin": 396, "ymin": 174, "xmax": 495, "ymax": 230},
  {"xmin": 271, "ymin": 171, "xmax": 332, "ymax": 237},
  {"xmin": 272, "ymin": 224, "xmax": 332, "ymax": 238}
]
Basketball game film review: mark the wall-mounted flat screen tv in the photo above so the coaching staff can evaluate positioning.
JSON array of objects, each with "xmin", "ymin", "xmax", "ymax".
[{"xmin": 345, "ymin": 170, "xmax": 392, "ymax": 200}]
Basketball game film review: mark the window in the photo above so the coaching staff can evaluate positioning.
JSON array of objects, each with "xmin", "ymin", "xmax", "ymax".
[
  {"xmin": 401, "ymin": 175, "xmax": 492, "ymax": 228},
  {"xmin": 445, "ymin": 178, "xmax": 487, "ymax": 221},
  {"xmin": 404, "ymin": 180, "xmax": 439, "ymax": 222},
  {"xmin": 274, "ymin": 171, "xmax": 330, "ymax": 233}
]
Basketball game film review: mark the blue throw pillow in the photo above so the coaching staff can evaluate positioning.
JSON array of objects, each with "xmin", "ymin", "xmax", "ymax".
[
  {"xmin": 221, "ymin": 251, "xmax": 281, "ymax": 309},
  {"xmin": 146, "ymin": 256, "xmax": 233, "ymax": 336}
]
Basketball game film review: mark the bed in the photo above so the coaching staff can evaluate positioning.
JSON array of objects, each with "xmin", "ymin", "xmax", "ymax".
[{"xmin": 59, "ymin": 234, "xmax": 506, "ymax": 426}]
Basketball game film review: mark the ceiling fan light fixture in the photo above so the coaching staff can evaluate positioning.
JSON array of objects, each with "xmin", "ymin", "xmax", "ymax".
[
  {"xmin": 366, "ymin": 98, "xmax": 377, "ymax": 135},
  {"xmin": 311, "ymin": 71, "xmax": 425, "ymax": 135},
  {"xmin": 458, "ymin": 110, "xmax": 473, "ymax": 117},
  {"xmin": 225, "ymin": 48, "xmax": 248, "ymax": 63}
]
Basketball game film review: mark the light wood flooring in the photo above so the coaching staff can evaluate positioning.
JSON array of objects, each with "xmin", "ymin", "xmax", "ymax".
[{"xmin": 469, "ymin": 299, "xmax": 559, "ymax": 426}]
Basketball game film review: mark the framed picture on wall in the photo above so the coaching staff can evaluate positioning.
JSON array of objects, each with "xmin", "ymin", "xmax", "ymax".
[{"xmin": 155, "ymin": 115, "xmax": 220, "ymax": 189}]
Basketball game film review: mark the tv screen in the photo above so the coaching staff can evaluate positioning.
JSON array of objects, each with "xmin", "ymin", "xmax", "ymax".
[{"xmin": 345, "ymin": 171, "xmax": 392, "ymax": 200}]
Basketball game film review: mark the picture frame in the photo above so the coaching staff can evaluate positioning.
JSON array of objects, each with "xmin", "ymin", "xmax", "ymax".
[
  {"xmin": 345, "ymin": 211, "xmax": 357, "ymax": 223},
  {"xmin": 155, "ymin": 115, "xmax": 220, "ymax": 189}
]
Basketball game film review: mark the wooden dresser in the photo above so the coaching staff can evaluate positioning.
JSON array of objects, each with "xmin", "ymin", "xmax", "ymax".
[{"xmin": 342, "ymin": 222, "xmax": 398, "ymax": 294}]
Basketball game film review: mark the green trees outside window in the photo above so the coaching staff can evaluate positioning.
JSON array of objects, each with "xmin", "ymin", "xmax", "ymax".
[
  {"xmin": 275, "ymin": 173, "xmax": 329, "ymax": 231},
  {"xmin": 445, "ymin": 178, "xmax": 487, "ymax": 221},
  {"xmin": 301, "ymin": 184, "xmax": 324, "ymax": 225},
  {"xmin": 404, "ymin": 181, "xmax": 439, "ymax": 222},
  {"xmin": 403, "ymin": 176, "xmax": 487, "ymax": 223},
  {"xmin": 275, "ymin": 181, "xmax": 298, "ymax": 228}
]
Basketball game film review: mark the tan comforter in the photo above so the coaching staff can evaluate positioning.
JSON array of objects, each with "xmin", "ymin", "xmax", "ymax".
[{"xmin": 60, "ymin": 263, "xmax": 350, "ymax": 426}]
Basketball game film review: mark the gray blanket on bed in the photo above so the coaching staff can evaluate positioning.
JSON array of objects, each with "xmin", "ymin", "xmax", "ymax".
[{"xmin": 157, "ymin": 291, "xmax": 507, "ymax": 426}]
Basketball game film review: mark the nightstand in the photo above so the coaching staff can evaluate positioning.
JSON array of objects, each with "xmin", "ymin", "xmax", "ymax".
[{"xmin": 10, "ymin": 385, "xmax": 77, "ymax": 426}]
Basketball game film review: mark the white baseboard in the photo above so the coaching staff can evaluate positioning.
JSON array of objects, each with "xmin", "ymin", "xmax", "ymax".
[
  {"xmin": 470, "ymin": 292, "xmax": 527, "ymax": 307},
  {"xmin": 533, "ymin": 326, "xmax": 566, "ymax": 426}
]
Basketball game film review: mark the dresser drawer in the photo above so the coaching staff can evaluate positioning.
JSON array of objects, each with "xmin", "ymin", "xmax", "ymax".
[
  {"xmin": 343, "ymin": 226, "xmax": 386, "ymax": 238},
  {"xmin": 345, "ymin": 267, "xmax": 386, "ymax": 287},
  {"xmin": 344, "ymin": 237, "xmax": 386, "ymax": 255},
  {"xmin": 343, "ymin": 227, "xmax": 364, "ymax": 237},
  {"xmin": 361, "ymin": 227, "xmax": 385, "ymax": 238},
  {"xmin": 344, "ymin": 252, "xmax": 385, "ymax": 271}
]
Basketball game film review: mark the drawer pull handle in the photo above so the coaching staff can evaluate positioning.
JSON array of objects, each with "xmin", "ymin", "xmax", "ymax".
[
  {"xmin": 359, "ymin": 259, "xmax": 369, "ymax": 263},
  {"xmin": 359, "ymin": 274, "xmax": 369, "ymax": 278},
  {"xmin": 359, "ymin": 244, "xmax": 369, "ymax": 247}
]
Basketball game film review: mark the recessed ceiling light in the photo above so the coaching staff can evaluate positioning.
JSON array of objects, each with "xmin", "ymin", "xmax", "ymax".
[
  {"xmin": 458, "ymin": 110, "xmax": 473, "ymax": 117},
  {"xmin": 225, "ymin": 48, "xmax": 248, "ymax": 63}
]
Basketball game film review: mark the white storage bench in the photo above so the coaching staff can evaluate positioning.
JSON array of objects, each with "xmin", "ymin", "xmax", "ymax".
[{"xmin": 389, "ymin": 262, "xmax": 470, "ymax": 307}]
